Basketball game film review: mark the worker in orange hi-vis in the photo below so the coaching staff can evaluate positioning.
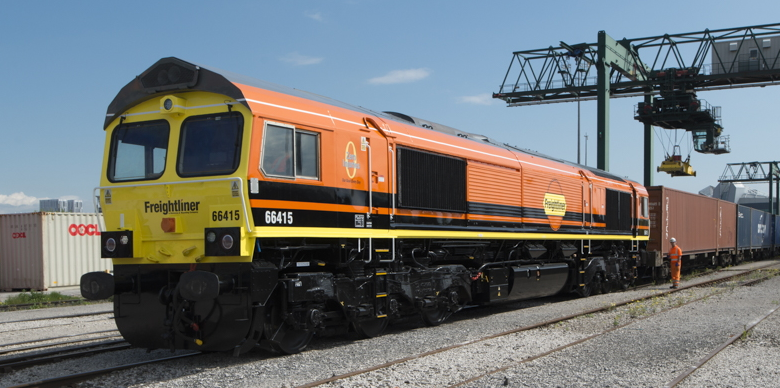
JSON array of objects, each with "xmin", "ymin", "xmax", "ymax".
[{"xmin": 668, "ymin": 237, "xmax": 682, "ymax": 289}]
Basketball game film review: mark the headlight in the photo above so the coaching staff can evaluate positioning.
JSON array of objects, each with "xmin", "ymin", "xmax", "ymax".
[
  {"xmin": 221, "ymin": 234, "xmax": 234, "ymax": 250},
  {"xmin": 204, "ymin": 227, "xmax": 240, "ymax": 256},
  {"xmin": 105, "ymin": 238, "xmax": 117, "ymax": 252},
  {"xmin": 101, "ymin": 231, "xmax": 134, "ymax": 258}
]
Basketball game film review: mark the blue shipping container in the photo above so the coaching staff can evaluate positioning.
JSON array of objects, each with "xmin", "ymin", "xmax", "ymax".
[
  {"xmin": 737, "ymin": 205, "xmax": 752, "ymax": 249},
  {"xmin": 750, "ymin": 208, "xmax": 772, "ymax": 249},
  {"xmin": 774, "ymin": 214, "xmax": 780, "ymax": 248}
]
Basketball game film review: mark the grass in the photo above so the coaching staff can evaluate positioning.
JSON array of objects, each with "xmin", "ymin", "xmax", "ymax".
[
  {"xmin": 740, "ymin": 325, "xmax": 753, "ymax": 341},
  {"xmin": 1, "ymin": 291, "xmax": 83, "ymax": 308}
]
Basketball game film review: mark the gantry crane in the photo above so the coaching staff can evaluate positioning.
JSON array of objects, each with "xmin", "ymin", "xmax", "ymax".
[{"xmin": 493, "ymin": 23, "xmax": 780, "ymax": 186}]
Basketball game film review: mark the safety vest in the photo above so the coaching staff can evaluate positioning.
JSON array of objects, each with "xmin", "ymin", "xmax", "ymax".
[{"xmin": 669, "ymin": 245, "xmax": 682, "ymax": 262}]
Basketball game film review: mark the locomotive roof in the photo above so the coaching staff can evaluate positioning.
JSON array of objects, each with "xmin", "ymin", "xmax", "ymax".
[
  {"xmin": 105, "ymin": 57, "xmax": 414, "ymax": 131},
  {"xmin": 107, "ymin": 57, "xmax": 625, "ymax": 182},
  {"xmin": 383, "ymin": 112, "xmax": 626, "ymax": 182}
]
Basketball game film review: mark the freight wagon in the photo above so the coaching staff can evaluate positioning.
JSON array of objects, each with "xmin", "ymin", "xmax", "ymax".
[{"xmin": 647, "ymin": 186, "xmax": 777, "ymax": 275}]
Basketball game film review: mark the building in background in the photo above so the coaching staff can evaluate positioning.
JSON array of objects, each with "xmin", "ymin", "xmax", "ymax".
[
  {"xmin": 39, "ymin": 199, "xmax": 83, "ymax": 213},
  {"xmin": 699, "ymin": 182, "xmax": 771, "ymax": 212}
]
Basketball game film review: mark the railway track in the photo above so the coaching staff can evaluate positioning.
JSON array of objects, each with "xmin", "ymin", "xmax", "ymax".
[
  {"xmin": 0, "ymin": 329, "xmax": 120, "ymax": 356},
  {"xmin": 0, "ymin": 310, "xmax": 112, "ymax": 326},
  {"xmin": 0, "ymin": 328, "xmax": 199, "ymax": 388},
  {"xmin": 0, "ymin": 262, "xmax": 775, "ymax": 387},
  {"xmin": 297, "ymin": 262, "xmax": 780, "ymax": 388},
  {"xmin": 0, "ymin": 340, "xmax": 130, "ymax": 373},
  {"xmin": 662, "ymin": 278, "xmax": 780, "ymax": 388},
  {"xmin": 6, "ymin": 352, "xmax": 201, "ymax": 388}
]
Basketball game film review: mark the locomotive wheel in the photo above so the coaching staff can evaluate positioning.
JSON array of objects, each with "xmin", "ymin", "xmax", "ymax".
[
  {"xmin": 422, "ymin": 307, "xmax": 451, "ymax": 326},
  {"xmin": 264, "ymin": 306, "xmax": 314, "ymax": 355},
  {"xmin": 353, "ymin": 316, "xmax": 388, "ymax": 338},
  {"xmin": 619, "ymin": 275, "xmax": 633, "ymax": 291},
  {"xmin": 578, "ymin": 272, "xmax": 602, "ymax": 297},
  {"xmin": 578, "ymin": 284, "xmax": 592, "ymax": 298},
  {"xmin": 422, "ymin": 289, "xmax": 460, "ymax": 326}
]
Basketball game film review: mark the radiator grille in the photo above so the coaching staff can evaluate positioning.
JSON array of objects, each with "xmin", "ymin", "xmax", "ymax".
[{"xmin": 397, "ymin": 147, "xmax": 466, "ymax": 212}]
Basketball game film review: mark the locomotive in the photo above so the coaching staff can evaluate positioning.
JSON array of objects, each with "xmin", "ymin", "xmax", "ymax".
[{"xmin": 81, "ymin": 57, "xmax": 657, "ymax": 355}]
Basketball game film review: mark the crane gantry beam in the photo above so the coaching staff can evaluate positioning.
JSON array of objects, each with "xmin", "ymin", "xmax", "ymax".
[
  {"xmin": 495, "ymin": 23, "xmax": 780, "ymax": 105},
  {"xmin": 494, "ymin": 23, "xmax": 780, "ymax": 184}
]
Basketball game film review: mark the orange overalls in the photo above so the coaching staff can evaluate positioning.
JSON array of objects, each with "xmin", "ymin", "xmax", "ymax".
[{"xmin": 669, "ymin": 244, "xmax": 682, "ymax": 288}]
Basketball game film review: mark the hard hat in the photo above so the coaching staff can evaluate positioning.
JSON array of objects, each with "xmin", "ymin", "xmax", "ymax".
[{"xmin": 670, "ymin": 237, "xmax": 676, "ymax": 243}]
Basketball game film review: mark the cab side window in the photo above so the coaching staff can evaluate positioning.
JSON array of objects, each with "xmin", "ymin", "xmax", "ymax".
[{"xmin": 261, "ymin": 123, "xmax": 319, "ymax": 180}]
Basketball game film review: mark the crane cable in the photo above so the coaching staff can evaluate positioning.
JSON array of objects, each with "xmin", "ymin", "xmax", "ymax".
[{"xmin": 654, "ymin": 127, "xmax": 692, "ymax": 160}]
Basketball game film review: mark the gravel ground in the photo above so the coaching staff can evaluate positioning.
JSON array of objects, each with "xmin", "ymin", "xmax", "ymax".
[
  {"xmin": 678, "ymin": 290, "xmax": 780, "ymax": 388},
  {"xmin": 463, "ymin": 274, "xmax": 780, "ymax": 388},
  {"xmin": 0, "ymin": 262, "xmax": 777, "ymax": 388},
  {"xmin": 0, "ymin": 302, "xmax": 115, "ymax": 356}
]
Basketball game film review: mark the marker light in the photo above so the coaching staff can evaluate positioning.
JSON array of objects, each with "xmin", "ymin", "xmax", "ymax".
[
  {"xmin": 221, "ymin": 234, "xmax": 234, "ymax": 250},
  {"xmin": 206, "ymin": 231, "xmax": 217, "ymax": 243}
]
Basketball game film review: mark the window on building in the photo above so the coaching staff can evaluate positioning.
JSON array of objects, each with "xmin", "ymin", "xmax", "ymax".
[
  {"xmin": 261, "ymin": 123, "xmax": 320, "ymax": 179},
  {"xmin": 750, "ymin": 48, "xmax": 759, "ymax": 60}
]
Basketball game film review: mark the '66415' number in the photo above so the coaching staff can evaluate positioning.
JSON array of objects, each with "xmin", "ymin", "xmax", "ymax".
[
  {"xmin": 265, "ymin": 210, "xmax": 293, "ymax": 225},
  {"xmin": 212, "ymin": 210, "xmax": 240, "ymax": 222}
]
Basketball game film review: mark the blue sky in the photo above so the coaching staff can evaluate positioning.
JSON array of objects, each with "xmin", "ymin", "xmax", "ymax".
[{"xmin": 2, "ymin": 1, "xmax": 779, "ymax": 213}]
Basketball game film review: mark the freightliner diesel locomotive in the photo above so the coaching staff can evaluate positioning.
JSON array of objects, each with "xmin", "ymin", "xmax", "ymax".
[{"xmin": 84, "ymin": 57, "xmax": 766, "ymax": 356}]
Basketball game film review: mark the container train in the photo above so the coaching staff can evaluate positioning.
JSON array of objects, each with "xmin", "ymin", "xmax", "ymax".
[{"xmin": 80, "ymin": 57, "xmax": 777, "ymax": 356}]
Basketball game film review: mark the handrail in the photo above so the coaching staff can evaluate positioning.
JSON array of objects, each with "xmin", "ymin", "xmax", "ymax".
[
  {"xmin": 364, "ymin": 139, "xmax": 372, "ymax": 219},
  {"xmin": 389, "ymin": 146, "xmax": 395, "ymax": 221}
]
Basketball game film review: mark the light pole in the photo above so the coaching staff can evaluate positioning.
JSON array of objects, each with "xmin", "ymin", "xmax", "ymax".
[
  {"xmin": 584, "ymin": 133, "xmax": 588, "ymax": 166},
  {"xmin": 577, "ymin": 96, "xmax": 581, "ymax": 164}
]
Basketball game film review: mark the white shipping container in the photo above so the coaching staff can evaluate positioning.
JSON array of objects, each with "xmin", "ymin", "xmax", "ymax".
[{"xmin": 0, "ymin": 212, "xmax": 111, "ymax": 291}]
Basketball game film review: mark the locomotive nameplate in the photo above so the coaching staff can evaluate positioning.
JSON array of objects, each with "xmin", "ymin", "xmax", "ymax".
[{"xmin": 543, "ymin": 193, "xmax": 567, "ymax": 216}]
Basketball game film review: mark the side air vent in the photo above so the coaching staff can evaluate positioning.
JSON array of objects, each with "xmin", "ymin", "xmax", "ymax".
[
  {"xmin": 605, "ymin": 189, "xmax": 632, "ymax": 231},
  {"xmin": 139, "ymin": 57, "xmax": 199, "ymax": 93},
  {"xmin": 397, "ymin": 147, "xmax": 466, "ymax": 212}
]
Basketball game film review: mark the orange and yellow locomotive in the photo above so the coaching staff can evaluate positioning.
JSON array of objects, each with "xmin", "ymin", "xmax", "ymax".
[{"xmin": 81, "ymin": 57, "xmax": 650, "ymax": 354}]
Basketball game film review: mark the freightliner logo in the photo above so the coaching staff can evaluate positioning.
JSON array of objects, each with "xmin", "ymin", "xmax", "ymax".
[{"xmin": 144, "ymin": 200, "xmax": 201, "ymax": 215}]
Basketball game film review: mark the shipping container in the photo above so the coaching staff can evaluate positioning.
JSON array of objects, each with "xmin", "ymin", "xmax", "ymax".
[
  {"xmin": 0, "ymin": 212, "xmax": 110, "ymax": 291},
  {"xmin": 737, "ymin": 205, "xmax": 752, "ymax": 249},
  {"xmin": 717, "ymin": 199, "xmax": 738, "ymax": 252},
  {"xmin": 750, "ymin": 208, "xmax": 773, "ymax": 249},
  {"xmin": 774, "ymin": 214, "xmax": 780, "ymax": 248},
  {"xmin": 648, "ymin": 186, "xmax": 736, "ymax": 259}
]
